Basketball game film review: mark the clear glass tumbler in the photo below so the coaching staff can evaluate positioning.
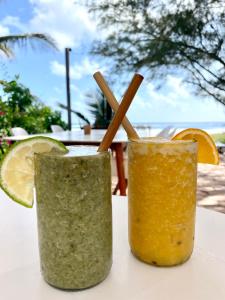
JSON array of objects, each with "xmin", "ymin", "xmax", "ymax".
[
  {"xmin": 34, "ymin": 146, "xmax": 112, "ymax": 289},
  {"xmin": 128, "ymin": 138, "xmax": 197, "ymax": 266}
]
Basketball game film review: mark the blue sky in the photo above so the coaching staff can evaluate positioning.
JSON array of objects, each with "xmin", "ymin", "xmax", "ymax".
[{"xmin": 1, "ymin": 0, "xmax": 225, "ymax": 125}]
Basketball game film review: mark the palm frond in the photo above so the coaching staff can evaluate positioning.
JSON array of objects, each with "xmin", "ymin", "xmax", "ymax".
[
  {"xmin": 86, "ymin": 90, "xmax": 112, "ymax": 128},
  {"xmin": 58, "ymin": 102, "xmax": 90, "ymax": 125},
  {"xmin": 0, "ymin": 43, "xmax": 13, "ymax": 57},
  {"xmin": 0, "ymin": 33, "xmax": 57, "ymax": 57},
  {"xmin": 0, "ymin": 79, "xmax": 7, "ymax": 85}
]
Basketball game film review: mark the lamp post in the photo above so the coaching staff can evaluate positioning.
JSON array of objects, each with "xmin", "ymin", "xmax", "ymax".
[{"xmin": 65, "ymin": 48, "xmax": 72, "ymax": 130}]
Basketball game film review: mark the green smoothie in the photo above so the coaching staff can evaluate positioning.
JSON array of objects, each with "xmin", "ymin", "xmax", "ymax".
[{"xmin": 34, "ymin": 146, "xmax": 112, "ymax": 290}]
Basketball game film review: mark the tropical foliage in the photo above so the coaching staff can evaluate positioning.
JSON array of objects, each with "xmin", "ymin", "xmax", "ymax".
[
  {"xmin": 0, "ymin": 33, "xmax": 56, "ymax": 57},
  {"xmin": 0, "ymin": 0, "xmax": 56, "ymax": 58},
  {"xmin": 86, "ymin": 90, "xmax": 112, "ymax": 129},
  {"xmin": 58, "ymin": 102, "xmax": 91, "ymax": 126},
  {"xmin": 0, "ymin": 128, "xmax": 10, "ymax": 161},
  {"xmin": 0, "ymin": 34, "xmax": 56, "ymax": 58},
  {"xmin": 0, "ymin": 78, "xmax": 67, "ymax": 158},
  {"xmin": 0, "ymin": 78, "xmax": 67, "ymax": 133},
  {"xmin": 88, "ymin": 0, "xmax": 225, "ymax": 104},
  {"xmin": 211, "ymin": 133, "xmax": 225, "ymax": 144},
  {"xmin": 58, "ymin": 90, "xmax": 113, "ymax": 129}
]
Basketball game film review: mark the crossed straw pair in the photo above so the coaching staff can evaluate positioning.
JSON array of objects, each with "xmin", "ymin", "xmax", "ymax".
[{"xmin": 94, "ymin": 72, "xmax": 143, "ymax": 152}]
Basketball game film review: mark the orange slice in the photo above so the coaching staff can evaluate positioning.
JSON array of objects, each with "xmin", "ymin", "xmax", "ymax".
[{"xmin": 172, "ymin": 128, "xmax": 219, "ymax": 165}]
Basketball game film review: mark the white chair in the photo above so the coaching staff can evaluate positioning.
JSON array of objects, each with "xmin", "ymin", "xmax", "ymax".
[
  {"xmin": 10, "ymin": 127, "xmax": 28, "ymax": 136},
  {"xmin": 156, "ymin": 126, "xmax": 173, "ymax": 138},
  {"xmin": 51, "ymin": 125, "xmax": 64, "ymax": 133},
  {"xmin": 134, "ymin": 125, "xmax": 151, "ymax": 137},
  {"xmin": 168, "ymin": 128, "xmax": 177, "ymax": 138}
]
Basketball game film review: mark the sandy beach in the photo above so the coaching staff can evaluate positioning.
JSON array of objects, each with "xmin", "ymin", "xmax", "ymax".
[
  {"xmin": 137, "ymin": 126, "xmax": 225, "ymax": 137},
  {"xmin": 135, "ymin": 127, "xmax": 225, "ymax": 214},
  {"xmin": 198, "ymin": 154, "xmax": 225, "ymax": 213},
  {"xmin": 113, "ymin": 151, "xmax": 225, "ymax": 214}
]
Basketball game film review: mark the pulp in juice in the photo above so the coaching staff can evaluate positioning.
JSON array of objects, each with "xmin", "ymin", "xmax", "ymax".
[{"xmin": 128, "ymin": 138, "xmax": 197, "ymax": 266}]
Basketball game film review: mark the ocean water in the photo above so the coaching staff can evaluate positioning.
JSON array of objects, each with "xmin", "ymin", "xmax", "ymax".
[
  {"xmin": 132, "ymin": 122, "xmax": 225, "ymax": 135},
  {"xmin": 133, "ymin": 121, "xmax": 225, "ymax": 130},
  {"xmin": 72, "ymin": 121, "xmax": 225, "ymax": 134}
]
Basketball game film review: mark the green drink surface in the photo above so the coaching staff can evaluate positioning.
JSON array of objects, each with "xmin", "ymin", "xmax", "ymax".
[{"xmin": 34, "ymin": 146, "xmax": 112, "ymax": 289}]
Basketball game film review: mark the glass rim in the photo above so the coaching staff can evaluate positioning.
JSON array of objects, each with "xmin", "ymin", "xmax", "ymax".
[
  {"xmin": 128, "ymin": 137, "xmax": 197, "ymax": 145},
  {"xmin": 34, "ymin": 145, "xmax": 110, "ymax": 159}
]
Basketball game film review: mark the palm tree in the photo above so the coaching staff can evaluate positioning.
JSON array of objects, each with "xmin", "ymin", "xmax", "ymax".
[
  {"xmin": 0, "ymin": 0, "xmax": 56, "ymax": 58},
  {"xmin": 0, "ymin": 33, "xmax": 57, "ymax": 57},
  {"xmin": 58, "ymin": 90, "xmax": 113, "ymax": 129},
  {"xmin": 0, "ymin": 0, "xmax": 57, "ymax": 57},
  {"xmin": 86, "ymin": 90, "xmax": 113, "ymax": 129},
  {"xmin": 58, "ymin": 102, "xmax": 91, "ymax": 126}
]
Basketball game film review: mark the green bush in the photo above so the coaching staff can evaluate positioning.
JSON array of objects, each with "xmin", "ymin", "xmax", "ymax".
[
  {"xmin": 0, "ymin": 78, "xmax": 67, "ymax": 158},
  {"xmin": 211, "ymin": 133, "xmax": 225, "ymax": 144},
  {"xmin": 0, "ymin": 78, "xmax": 67, "ymax": 134}
]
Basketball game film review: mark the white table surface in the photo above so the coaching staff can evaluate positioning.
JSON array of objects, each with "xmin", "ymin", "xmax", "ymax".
[
  {"xmin": 4, "ymin": 129, "xmax": 129, "ymax": 144},
  {"xmin": 4, "ymin": 128, "xmax": 156, "ymax": 144},
  {"xmin": 1, "ymin": 190, "xmax": 225, "ymax": 300}
]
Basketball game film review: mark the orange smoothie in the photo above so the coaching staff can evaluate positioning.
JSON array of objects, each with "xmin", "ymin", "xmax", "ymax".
[{"xmin": 128, "ymin": 138, "xmax": 197, "ymax": 266}]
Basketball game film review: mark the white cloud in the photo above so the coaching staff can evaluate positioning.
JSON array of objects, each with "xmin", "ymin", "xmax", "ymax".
[
  {"xmin": 50, "ymin": 60, "xmax": 65, "ymax": 76},
  {"xmin": 28, "ymin": 0, "xmax": 97, "ymax": 50},
  {"xmin": 53, "ymin": 86, "xmax": 64, "ymax": 94},
  {"xmin": 127, "ymin": 75, "xmax": 192, "ymax": 122},
  {"xmin": 134, "ymin": 94, "xmax": 152, "ymax": 109},
  {"xmin": 70, "ymin": 83, "xmax": 79, "ymax": 92},
  {"xmin": 127, "ymin": 73, "xmax": 225, "ymax": 123},
  {"xmin": 0, "ymin": 24, "xmax": 10, "ymax": 36},
  {"xmin": 166, "ymin": 75, "xmax": 189, "ymax": 98},
  {"xmin": 1, "ymin": 16, "xmax": 26, "ymax": 32},
  {"xmin": 0, "ymin": 0, "xmax": 97, "ymax": 51},
  {"xmin": 143, "ymin": 75, "xmax": 191, "ymax": 110},
  {"xmin": 145, "ymin": 82, "xmax": 178, "ymax": 107},
  {"xmin": 50, "ymin": 57, "xmax": 107, "ymax": 80}
]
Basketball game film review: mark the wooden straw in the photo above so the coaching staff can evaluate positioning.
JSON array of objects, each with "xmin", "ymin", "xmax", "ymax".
[
  {"xmin": 93, "ymin": 71, "xmax": 139, "ymax": 140},
  {"xmin": 98, "ymin": 73, "xmax": 144, "ymax": 152}
]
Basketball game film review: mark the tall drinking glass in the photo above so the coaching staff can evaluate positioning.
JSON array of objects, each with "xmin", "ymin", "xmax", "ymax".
[
  {"xmin": 128, "ymin": 138, "xmax": 197, "ymax": 266},
  {"xmin": 34, "ymin": 146, "xmax": 112, "ymax": 289}
]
